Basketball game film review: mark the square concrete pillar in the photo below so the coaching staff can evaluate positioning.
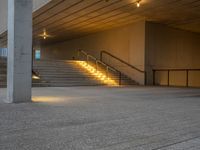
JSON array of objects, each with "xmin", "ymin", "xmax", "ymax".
[{"xmin": 6, "ymin": 0, "xmax": 32, "ymax": 103}]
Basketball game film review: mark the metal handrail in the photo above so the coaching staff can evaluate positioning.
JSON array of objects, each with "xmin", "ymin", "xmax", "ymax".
[
  {"xmin": 100, "ymin": 50, "xmax": 145, "ymax": 73},
  {"xmin": 78, "ymin": 50, "xmax": 122, "ymax": 85},
  {"xmin": 100, "ymin": 50, "xmax": 146, "ymax": 85},
  {"xmin": 153, "ymin": 69, "xmax": 200, "ymax": 71},
  {"xmin": 153, "ymin": 68, "xmax": 200, "ymax": 87}
]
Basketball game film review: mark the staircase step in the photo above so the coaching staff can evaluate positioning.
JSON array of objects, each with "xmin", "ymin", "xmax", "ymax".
[{"xmin": 0, "ymin": 59, "xmax": 138, "ymax": 87}]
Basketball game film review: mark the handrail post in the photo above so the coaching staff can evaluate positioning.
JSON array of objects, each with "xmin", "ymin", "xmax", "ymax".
[
  {"xmin": 152, "ymin": 68, "xmax": 199, "ymax": 88},
  {"xmin": 119, "ymin": 72, "xmax": 121, "ymax": 86},
  {"xmin": 100, "ymin": 51, "xmax": 103, "ymax": 61},
  {"xmin": 168, "ymin": 70, "xmax": 170, "ymax": 86},
  {"xmin": 77, "ymin": 50, "xmax": 80, "ymax": 60},
  {"xmin": 106, "ymin": 66, "xmax": 109, "ymax": 80},
  {"xmin": 153, "ymin": 70, "xmax": 155, "ymax": 85},
  {"xmin": 96, "ymin": 60, "xmax": 98, "ymax": 72},
  {"xmin": 86, "ymin": 55, "xmax": 89, "ymax": 66},
  {"xmin": 186, "ymin": 69, "xmax": 189, "ymax": 87},
  {"xmin": 100, "ymin": 50, "xmax": 146, "ymax": 86},
  {"xmin": 144, "ymin": 72, "xmax": 147, "ymax": 85}
]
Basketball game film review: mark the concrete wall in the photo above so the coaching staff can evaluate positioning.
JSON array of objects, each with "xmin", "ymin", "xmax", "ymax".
[
  {"xmin": 0, "ymin": 0, "xmax": 51, "ymax": 34},
  {"xmin": 39, "ymin": 21, "xmax": 200, "ymax": 87},
  {"xmin": 145, "ymin": 22, "xmax": 200, "ymax": 87},
  {"xmin": 40, "ymin": 21, "xmax": 146, "ymax": 84},
  {"xmin": 33, "ymin": 0, "xmax": 52, "ymax": 11}
]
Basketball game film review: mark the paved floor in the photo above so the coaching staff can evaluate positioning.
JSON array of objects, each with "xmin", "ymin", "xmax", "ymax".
[{"xmin": 0, "ymin": 86, "xmax": 200, "ymax": 150}]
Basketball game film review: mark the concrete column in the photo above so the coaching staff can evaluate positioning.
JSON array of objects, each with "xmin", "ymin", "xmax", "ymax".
[{"xmin": 6, "ymin": 0, "xmax": 32, "ymax": 103}]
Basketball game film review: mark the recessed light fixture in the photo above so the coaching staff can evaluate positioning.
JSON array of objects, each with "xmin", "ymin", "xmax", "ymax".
[
  {"xmin": 137, "ymin": 0, "xmax": 141, "ymax": 8},
  {"xmin": 38, "ymin": 29, "xmax": 53, "ymax": 40}
]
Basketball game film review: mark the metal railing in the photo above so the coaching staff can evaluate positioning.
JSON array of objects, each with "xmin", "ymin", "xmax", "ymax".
[
  {"xmin": 100, "ymin": 50, "xmax": 146, "ymax": 84},
  {"xmin": 153, "ymin": 69, "xmax": 200, "ymax": 87},
  {"xmin": 78, "ymin": 50, "xmax": 122, "ymax": 85}
]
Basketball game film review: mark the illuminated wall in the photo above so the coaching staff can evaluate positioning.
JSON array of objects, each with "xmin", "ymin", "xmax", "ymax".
[
  {"xmin": 145, "ymin": 22, "xmax": 200, "ymax": 87},
  {"xmin": 40, "ymin": 21, "xmax": 200, "ymax": 87},
  {"xmin": 41, "ymin": 21, "xmax": 146, "ymax": 84}
]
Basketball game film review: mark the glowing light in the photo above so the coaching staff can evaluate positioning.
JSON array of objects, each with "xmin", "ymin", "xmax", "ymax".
[
  {"xmin": 39, "ymin": 29, "xmax": 51, "ymax": 40},
  {"xmin": 32, "ymin": 75, "xmax": 40, "ymax": 80},
  {"xmin": 137, "ymin": 0, "xmax": 141, "ymax": 7},
  {"xmin": 76, "ymin": 61, "xmax": 118, "ymax": 86},
  {"xmin": 32, "ymin": 96, "xmax": 70, "ymax": 103}
]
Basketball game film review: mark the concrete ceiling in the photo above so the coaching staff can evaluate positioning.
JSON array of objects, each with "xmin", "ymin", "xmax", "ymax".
[{"xmin": 0, "ymin": 0, "xmax": 200, "ymax": 46}]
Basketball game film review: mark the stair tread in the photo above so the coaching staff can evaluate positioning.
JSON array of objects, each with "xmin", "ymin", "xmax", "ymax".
[{"xmin": 1, "ymin": 59, "xmax": 137, "ymax": 87}]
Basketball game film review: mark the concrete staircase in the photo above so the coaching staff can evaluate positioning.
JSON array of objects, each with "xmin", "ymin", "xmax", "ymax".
[
  {"xmin": 0, "ymin": 58, "xmax": 137, "ymax": 87},
  {"xmin": 0, "ymin": 58, "xmax": 47, "ymax": 88},
  {"xmin": 0, "ymin": 58, "xmax": 7, "ymax": 87},
  {"xmin": 33, "ymin": 60, "xmax": 107, "ymax": 87},
  {"xmin": 33, "ymin": 60, "xmax": 138, "ymax": 87}
]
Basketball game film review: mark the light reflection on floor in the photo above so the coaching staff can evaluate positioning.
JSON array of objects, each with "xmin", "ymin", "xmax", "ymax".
[{"xmin": 32, "ymin": 96, "xmax": 71, "ymax": 103}]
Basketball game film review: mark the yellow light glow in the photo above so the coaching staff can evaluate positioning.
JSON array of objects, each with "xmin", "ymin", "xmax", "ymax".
[
  {"xmin": 32, "ymin": 75, "xmax": 40, "ymax": 80},
  {"xmin": 137, "ymin": 1, "xmax": 140, "ymax": 7},
  {"xmin": 32, "ymin": 96, "xmax": 70, "ymax": 103},
  {"xmin": 76, "ymin": 61, "xmax": 118, "ymax": 86}
]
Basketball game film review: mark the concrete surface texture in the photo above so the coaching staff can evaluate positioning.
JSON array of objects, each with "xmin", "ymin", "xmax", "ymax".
[
  {"xmin": 7, "ymin": 0, "xmax": 32, "ymax": 103},
  {"xmin": 0, "ymin": 86, "xmax": 200, "ymax": 150},
  {"xmin": 145, "ymin": 22, "xmax": 200, "ymax": 86},
  {"xmin": 40, "ymin": 21, "xmax": 146, "ymax": 85},
  {"xmin": 40, "ymin": 21, "xmax": 200, "ymax": 87}
]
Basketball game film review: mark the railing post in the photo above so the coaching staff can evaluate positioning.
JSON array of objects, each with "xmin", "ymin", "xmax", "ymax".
[
  {"xmin": 119, "ymin": 72, "xmax": 121, "ymax": 86},
  {"xmin": 186, "ymin": 69, "xmax": 189, "ymax": 87},
  {"xmin": 86, "ymin": 55, "xmax": 89, "ymax": 66},
  {"xmin": 150, "ymin": 68, "xmax": 199, "ymax": 88},
  {"xmin": 100, "ymin": 51, "xmax": 103, "ymax": 61},
  {"xmin": 144, "ymin": 72, "xmax": 147, "ymax": 85},
  {"xmin": 106, "ymin": 66, "xmax": 109, "ymax": 79},
  {"xmin": 96, "ymin": 60, "xmax": 98, "ymax": 72},
  {"xmin": 100, "ymin": 51, "xmax": 146, "ymax": 86},
  {"xmin": 153, "ymin": 70, "xmax": 155, "ymax": 85},
  {"xmin": 168, "ymin": 70, "xmax": 170, "ymax": 86},
  {"xmin": 77, "ymin": 50, "xmax": 80, "ymax": 60}
]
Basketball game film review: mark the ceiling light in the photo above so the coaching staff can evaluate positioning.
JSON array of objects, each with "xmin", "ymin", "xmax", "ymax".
[
  {"xmin": 32, "ymin": 75, "xmax": 40, "ymax": 79},
  {"xmin": 137, "ymin": 0, "xmax": 141, "ymax": 8},
  {"xmin": 38, "ymin": 29, "xmax": 53, "ymax": 40}
]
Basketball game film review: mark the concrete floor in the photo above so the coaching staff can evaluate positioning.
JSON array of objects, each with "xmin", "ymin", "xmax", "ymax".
[{"xmin": 0, "ymin": 86, "xmax": 200, "ymax": 150}]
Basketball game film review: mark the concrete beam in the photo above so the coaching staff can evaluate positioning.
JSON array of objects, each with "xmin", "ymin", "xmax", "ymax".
[{"xmin": 6, "ymin": 0, "xmax": 32, "ymax": 103}]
